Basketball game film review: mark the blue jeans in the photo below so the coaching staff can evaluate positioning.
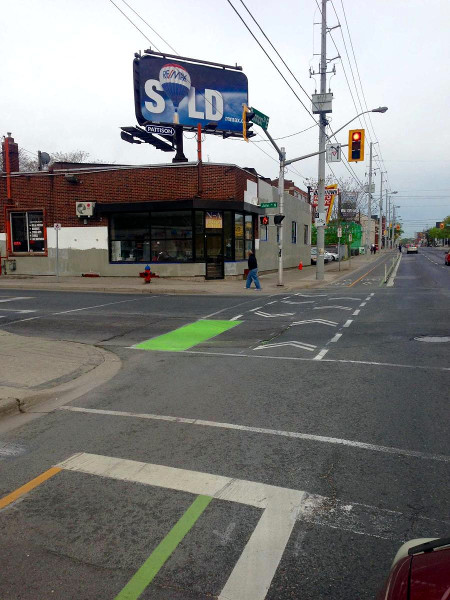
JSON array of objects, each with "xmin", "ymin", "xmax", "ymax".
[{"xmin": 246, "ymin": 268, "xmax": 261, "ymax": 289}]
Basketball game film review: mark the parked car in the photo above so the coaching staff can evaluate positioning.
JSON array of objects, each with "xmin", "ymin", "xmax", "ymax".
[
  {"xmin": 445, "ymin": 250, "xmax": 450, "ymax": 266},
  {"xmin": 377, "ymin": 538, "xmax": 450, "ymax": 600},
  {"xmin": 326, "ymin": 251, "xmax": 339, "ymax": 261},
  {"xmin": 407, "ymin": 244, "xmax": 418, "ymax": 254},
  {"xmin": 310, "ymin": 248, "xmax": 330, "ymax": 265}
]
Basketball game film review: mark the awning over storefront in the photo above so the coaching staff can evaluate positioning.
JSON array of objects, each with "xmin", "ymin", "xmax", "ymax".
[{"xmin": 97, "ymin": 199, "xmax": 264, "ymax": 214}]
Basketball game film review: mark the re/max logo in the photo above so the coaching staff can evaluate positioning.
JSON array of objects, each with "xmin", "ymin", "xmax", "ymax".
[{"xmin": 161, "ymin": 69, "xmax": 188, "ymax": 82}]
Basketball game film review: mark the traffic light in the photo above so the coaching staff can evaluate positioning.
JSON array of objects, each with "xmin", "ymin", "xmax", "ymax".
[
  {"xmin": 440, "ymin": 222, "xmax": 445, "ymax": 229},
  {"xmin": 274, "ymin": 214, "xmax": 285, "ymax": 225},
  {"xmin": 396, "ymin": 224, "xmax": 401, "ymax": 231},
  {"xmin": 348, "ymin": 129, "xmax": 365, "ymax": 162},
  {"xmin": 260, "ymin": 215, "xmax": 269, "ymax": 226},
  {"xmin": 242, "ymin": 104, "xmax": 254, "ymax": 142}
]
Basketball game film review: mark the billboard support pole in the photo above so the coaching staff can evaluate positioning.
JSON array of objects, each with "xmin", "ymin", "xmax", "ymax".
[
  {"xmin": 173, "ymin": 126, "xmax": 188, "ymax": 163},
  {"xmin": 197, "ymin": 124, "xmax": 202, "ymax": 162}
]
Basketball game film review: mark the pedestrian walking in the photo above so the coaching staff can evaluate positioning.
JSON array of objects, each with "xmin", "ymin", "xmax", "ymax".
[
  {"xmin": 373, "ymin": 244, "xmax": 377, "ymax": 255},
  {"xmin": 370, "ymin": 244, "xmax": 374, "ymax": 255},
  {"xmin": 398, "ymin": 243, "xmax": 402, "ymax": 253},
  {"xmin": 245, "ymin": 250, "xmax": 261, "ymax": 290}
]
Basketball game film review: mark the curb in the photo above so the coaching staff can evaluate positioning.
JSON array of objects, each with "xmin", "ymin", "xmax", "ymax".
[{"xmin": 0, "ymin": 345, "xmax": 121, "ymax": 423}]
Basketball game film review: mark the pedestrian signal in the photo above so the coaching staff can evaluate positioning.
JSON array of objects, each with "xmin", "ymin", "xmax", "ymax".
[
  {"xmin": 260, "ymin": 216, "xmax": 269, "ymax": 225},
  {"xmin": 274, "ymin": 214, "xmax": 285, "ymax": 225},
  {"xmin": 348, "ymin": 129, "xmax": 365, "ymax": 162},
  {"xmin": 440, "ymin": 222, "xmax": 445, "ymax": 229}
]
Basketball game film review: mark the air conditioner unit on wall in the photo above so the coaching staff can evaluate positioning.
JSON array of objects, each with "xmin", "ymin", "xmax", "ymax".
[{"xmin": 76, "ymin": 202, "xmax": 95, "ymax": 218}]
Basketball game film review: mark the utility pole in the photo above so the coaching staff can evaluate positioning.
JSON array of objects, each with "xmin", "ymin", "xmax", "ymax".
[
  {"xmin": 379, "ymin": 172, "xmax": 384, "ymax": 250},
  {"xmin": 392, "ymin": 205, "xmax": 397, "ymax": 248},
  {"xmin": 385, "ymin": 189, "xmax": 389, "ymax": 249},
  {"xmin": 277, "ymin": 147, "xmax": 286, "ymax": 286},
  {"xmin": 316, "ymin": 0, "xmax": 328, "ymax": 280},
  {"xmin": 366, "ymin": 142, "xmax": 373, "ymax": 257}
]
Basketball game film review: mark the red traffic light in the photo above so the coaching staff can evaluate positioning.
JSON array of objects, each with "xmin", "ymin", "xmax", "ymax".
[
  {"xmin": 352, "ymin": 131, "xmax": 361, "ymax": 141},
  {"xmin": 260, "ymin": 216, "xmax": 269, "ymax": 226}
]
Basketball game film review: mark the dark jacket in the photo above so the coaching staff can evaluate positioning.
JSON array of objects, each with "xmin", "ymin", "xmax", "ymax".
[{"xmin": 248, "ymin": 253, "xmax": 257, "ymax": 270}]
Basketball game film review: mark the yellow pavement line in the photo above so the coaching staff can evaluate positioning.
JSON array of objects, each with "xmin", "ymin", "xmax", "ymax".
[
  {"xmin": 0, "ymin": 467, "xmax": 61, "ymax": 510},
  {"xmin": 348, "ymin": 255, "xmax": 392, "ymax": 288}
]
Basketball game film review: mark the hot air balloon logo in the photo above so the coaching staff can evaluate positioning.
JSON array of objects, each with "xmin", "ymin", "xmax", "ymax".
[{"xmin": 159, "ymin": 63, "xmax": 191, "ymax": 124}]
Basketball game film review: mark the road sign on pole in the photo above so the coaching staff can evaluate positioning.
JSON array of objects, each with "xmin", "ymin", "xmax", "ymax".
[
  {"xmin": 260, "ymin": 202, "xmax": 277, "ymax": 208},
  {"xmin": 251, "ymin": 107, "xmax": 270, "ymax": 130},
  {"xmin": 326, "ymin": 144, "xmax": 341, "ymax": 163},
  {"xmin": 337, "ymin": 227, "xmax": 342, "ymax": 238}
]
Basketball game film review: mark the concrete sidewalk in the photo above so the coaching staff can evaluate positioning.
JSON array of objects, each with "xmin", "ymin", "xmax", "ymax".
[
  {"xmin": 0, "ymin": 252, "xmax": 388, "ymax": 295},
  {"xmin": 0, "ymin": 330, "xmax": 120, "ymax": 418}
]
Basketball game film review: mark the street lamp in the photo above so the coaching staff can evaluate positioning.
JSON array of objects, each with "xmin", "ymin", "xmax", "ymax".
[{"xmin": 262, "ymin": 105, "xmax": 388, "ymax": 284}]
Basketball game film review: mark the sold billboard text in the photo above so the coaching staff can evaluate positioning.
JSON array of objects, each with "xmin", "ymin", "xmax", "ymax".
[{"xmin": 134, "ymin": 55, "xmax": 249, "ymax": 133}]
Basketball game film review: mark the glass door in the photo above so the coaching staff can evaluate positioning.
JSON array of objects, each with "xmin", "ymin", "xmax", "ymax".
[{"xmin": 205, "ymin": 233, "xmax": 224, "ymax": 279}]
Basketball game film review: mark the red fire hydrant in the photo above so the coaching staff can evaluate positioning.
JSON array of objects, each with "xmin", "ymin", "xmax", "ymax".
[
  {"xmin": 144, "ymin": 264, "xmax": 151, "ymax": 284},
  {"xmin": 298, "ymin": 261, "xmax": 303, "ymax": 270}
]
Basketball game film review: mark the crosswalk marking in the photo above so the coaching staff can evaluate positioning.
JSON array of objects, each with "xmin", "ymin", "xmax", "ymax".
[
  {"xmin": 254, "ymin": 341, "xmax": 316, "ymax": 351},
  {"xmin": 0, "ymin": 296, "xmax": 33, "ymax": 303},
  {"xmin": 313, "ymin": 305, "xmax": 352, "ymax": 311},
  {"xmin": 254, "ymin": 311, "xmax": 295, "ymax": 318},
  {"xmin": 290, "ymin": 319, "xmax": 337, "ymax": 327}
]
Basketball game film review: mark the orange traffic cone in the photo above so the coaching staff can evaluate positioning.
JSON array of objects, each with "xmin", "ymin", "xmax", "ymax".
[{"xmin": 298, "ymin": 262, "xmax": 303, "ymax": 270}]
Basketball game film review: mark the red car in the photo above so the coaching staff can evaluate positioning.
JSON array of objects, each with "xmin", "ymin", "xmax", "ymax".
[
  {"xmin": 377, "ymin": 538, "xmax": 450, "ymax": 599},
  {"xmin": 445, "ymin": 250, "xmax": 450, "ymax": 266}
]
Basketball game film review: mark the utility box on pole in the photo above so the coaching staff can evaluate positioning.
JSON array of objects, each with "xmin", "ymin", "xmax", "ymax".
[{"xmin": 312, "ymin": 93, "xmax": 333, "ymax": 114}]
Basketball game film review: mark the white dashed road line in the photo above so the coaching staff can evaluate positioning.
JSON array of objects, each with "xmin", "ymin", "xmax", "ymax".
[
  {"xmin": 313, "ymin": 348, "xmax": 329, "ymax": 360},
  {"xmin": 352, "ymin": 309, "xmax": 360, "ymax": 316},
  {"xmin": 343, "ymin": 319, "xmax": 353, "ymax": 328},
  {"xmin": 329, "ymin": 333, "xmax": 342, "ymax": 343}
]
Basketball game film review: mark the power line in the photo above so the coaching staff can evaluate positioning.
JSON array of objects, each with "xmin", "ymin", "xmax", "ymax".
[
  {"xmin": 337, "ymin": 0, "xmax": 390, "ymax": 186},
  {"xmin": 107, "ymin": 0, "xmax": 162, "ymax": 51},
  {"xmin": 227, "ymin": 0, "xmax": 366, "ymax": 192},
  {"xmin": 238, "ymin": 0, "xmax": 314, "ymax": 104},
  {"xmin": 226, "ymin": 0, "xmax": 318, "ymax": 126},
  {"xmin": 119, "ymin": 0, "xmax": 179, "ymax": 53}
]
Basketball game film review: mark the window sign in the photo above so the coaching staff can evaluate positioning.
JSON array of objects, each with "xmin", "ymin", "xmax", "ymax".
[
  {"xmin": 205, "ymin": 211, "xmax": 223, "ymax": 229},
  {"xmin": 10, "ymin": 211, "xmax": 45, "ymax": 253}
]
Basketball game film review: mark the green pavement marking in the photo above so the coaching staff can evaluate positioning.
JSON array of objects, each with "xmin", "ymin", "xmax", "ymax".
[
  {"xmin": 115, "ymin": 494, "xmax": 213, "ymax": 600},
  {"xmin": 134, "ymin": 319, "xmax": 241, "ymax": 352}
]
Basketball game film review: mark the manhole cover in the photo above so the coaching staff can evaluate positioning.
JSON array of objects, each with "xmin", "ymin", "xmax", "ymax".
[{"xmin": 414, "ymin": 336, "xmax": 450, "ymax": 343}]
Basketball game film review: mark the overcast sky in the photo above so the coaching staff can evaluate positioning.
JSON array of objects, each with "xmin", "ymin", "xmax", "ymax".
[{"xmin": 1, "ymin": 0, "xmax": 449, "ymax": 236}]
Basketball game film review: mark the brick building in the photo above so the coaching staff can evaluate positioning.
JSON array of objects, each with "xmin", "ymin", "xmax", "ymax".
[{"xmin": 1, "ymin": 134, "xmax": 311, "ymax": 279}]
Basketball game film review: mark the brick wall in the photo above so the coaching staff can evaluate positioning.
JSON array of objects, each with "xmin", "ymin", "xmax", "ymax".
[{"xmin": 0, "ymin": 162, "xmax": 258, "ymax": 231}]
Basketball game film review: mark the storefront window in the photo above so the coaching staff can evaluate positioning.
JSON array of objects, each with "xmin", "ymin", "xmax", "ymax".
[
  {"xmin": 194, "ymin": 211, "xmax": 204, "ymax": 261},
  {"xmin": 151, "ymin": 211, "xmax": 192, "ymax": 262},
  {"xmin": 235, "ymin": 213, "xmax": 244, "ymax": 260},
  {"xmin": 245, "ymin": 215, "xmax": 253, "ymax": 240},
  {"xmin": 10, "ymin": 211, "xmax": 45, "ymax": 253},
  {"xmin": 224, "ymin": 212, "xmax": 233, "ymax": 259},
  {"xmin": 110, "ymin": 213, "xmax": 150, "ymax": 262}
]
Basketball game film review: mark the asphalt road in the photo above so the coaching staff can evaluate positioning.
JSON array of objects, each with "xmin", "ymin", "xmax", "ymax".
[{"xmin": 0, "ymin": 247, "xmax": 449, "ymax": 600}]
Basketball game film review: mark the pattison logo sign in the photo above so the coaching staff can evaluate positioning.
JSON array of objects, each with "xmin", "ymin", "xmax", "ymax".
[{"xmin": 134, "ymin": 55, "xmax": 249, "ymax": 133}]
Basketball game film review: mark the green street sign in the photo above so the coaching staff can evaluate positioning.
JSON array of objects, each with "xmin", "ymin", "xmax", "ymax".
[
  {"xmin": 260, "ymin": 202, "xmax": 278, "ymax": 208},
  {"xmin": 251, "ymin": 107, "xmax": 270, "ymax": 131}
]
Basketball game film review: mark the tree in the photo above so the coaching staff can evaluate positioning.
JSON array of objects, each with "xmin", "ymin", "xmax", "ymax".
[{"xmin": 1, "ymin": 147, "xmax": 103, "ymax": 172}]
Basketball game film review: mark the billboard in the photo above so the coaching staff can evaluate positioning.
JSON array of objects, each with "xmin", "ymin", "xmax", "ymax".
[{"xmin": 134, "ymin": 55, "xmax": 249, "ymax": 134}]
